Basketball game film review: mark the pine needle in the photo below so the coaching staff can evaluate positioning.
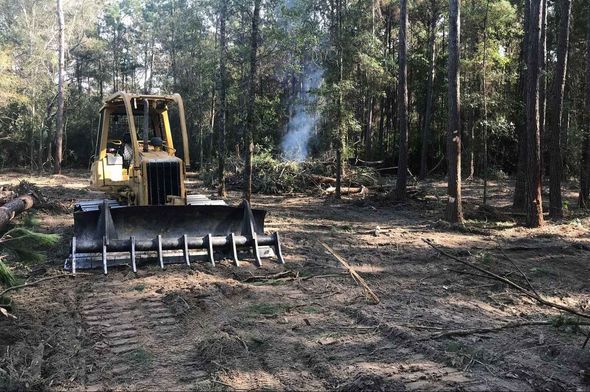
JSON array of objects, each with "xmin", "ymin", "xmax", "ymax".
[
  {"xmin": 0, "ymin": 258, "xmax": 16, "ymax": 287},
  {"xmin": 0, "ymin": 228, "xmax": 60, "ymax": 263}
]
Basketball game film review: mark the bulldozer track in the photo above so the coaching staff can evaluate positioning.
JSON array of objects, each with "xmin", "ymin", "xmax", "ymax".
[{"xmin": 79, "ymin": 281, "xmax": 199, "ymax": 390}]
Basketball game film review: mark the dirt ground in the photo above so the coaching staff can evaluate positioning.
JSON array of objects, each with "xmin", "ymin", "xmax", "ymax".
[{"xmin": 1, "ymin": 169, "xmax": 590, "ymax": 391}]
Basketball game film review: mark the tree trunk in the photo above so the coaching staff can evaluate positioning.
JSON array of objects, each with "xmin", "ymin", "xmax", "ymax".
[
  {"xmin": 579, "ymin": 4, "xmax": 590, "ymax": 208},
  {"xmin": 420, "ymin": 7, "xmax": 437, "ymax": 180},
  {"xmin": 395, "ymin": 0, "xmax": 409, "ymax": 200},
  {"xmin": 548, "ymin": 0, "xmax": 571, "ymax": 218},
  {"xmin": 525, "ymin": 0, "xmax": 544, "ymax": 227},
  {"xmin": 514, "ymin": 0, "xmax": 530, "ymax": 210},
  {"xmin": 217, "ymin": 0, "xmax": 227, "ymax": 197},
  {"xmin": 446, "ymin": 0, "xmax": 464, "ymax": 224},
  {"xmin": 54, "ymin": 0, "xmax": 65, "ymax": 174},
  {"xmin": 539, "ymin": 0, "xmax": 547, "ymax": 175},
  {"xmin": 482, "ymin": 0, "xmax": 490, "ymax": 204},
  {"xmin": 335, "ymin": 0, "xmax": 344, "ymax": 200},
  {"xmin": 0, "ymin": 195, "xmax": 36, "ymax": 231},
  {"xmin": 244, "ymin": 0, "xmax": 260, "ymax": 202}
]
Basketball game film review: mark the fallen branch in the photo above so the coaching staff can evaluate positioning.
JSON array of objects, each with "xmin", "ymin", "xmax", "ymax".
[
  {"xmin": 427, "ymin": 156, "xmax": 445, "ymax": 177},
  {"xmin": 320, "ymin": 241, "xmax": 380, "ymax": 304},
  {"xmin": 422, "ymin": 320, "xmax": 590, "ymax": 340},
  {"xmin": 0, "ymin": 273, "xmax": 89, "ymax": 297},
  {"xmin": 496, "ymin": 243, "xmax": 540, "ymax": 297},
  {"xmin": 242, "ymin": 270, "xmax": 295, "ymax": 282},
  {"xmin": 423, "ymin": 239, "xmax": 590, "ymax": 320}
]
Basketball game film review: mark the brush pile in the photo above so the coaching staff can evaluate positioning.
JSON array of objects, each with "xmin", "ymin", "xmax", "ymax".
[{"xmin": 201, "ymin": 152, "xmax": 382, "ymax": 194}]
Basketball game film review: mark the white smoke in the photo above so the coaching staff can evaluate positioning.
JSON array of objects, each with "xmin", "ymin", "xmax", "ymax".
[{"xmin": 281, "ymin": 64, "xmax": 323, "ymax": 162}]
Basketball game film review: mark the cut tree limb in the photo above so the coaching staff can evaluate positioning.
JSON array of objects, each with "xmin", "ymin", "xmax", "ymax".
[
  {"xmin": 320, "ymin": 241, "xmax": 380, "ymax": 304},
  {"xmin": 0, "ymin": 194, "xmax": 36, "ymax": 231}
]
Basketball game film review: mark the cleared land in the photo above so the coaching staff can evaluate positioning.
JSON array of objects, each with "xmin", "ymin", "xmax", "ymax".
[{"xmin": 1, "ymin": 169, "xmax": 589, "ymax": 391}]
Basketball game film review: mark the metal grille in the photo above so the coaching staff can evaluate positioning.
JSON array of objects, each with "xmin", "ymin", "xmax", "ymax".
[{"xmin": 146, "ymin": 160, "xmax": 181, "ymax": 205}]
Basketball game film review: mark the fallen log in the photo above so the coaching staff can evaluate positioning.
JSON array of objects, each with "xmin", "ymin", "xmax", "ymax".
[
  {"xmin": 324, "ymin": 185, "xmax": 368, "ymax": 196},
  {"xmin": 0, "ymin": 189, "xmax": 16, "ymax": 206},
  {"xmin": 0, "ymin": 195, "xmax": 36, "ymax": 231}
]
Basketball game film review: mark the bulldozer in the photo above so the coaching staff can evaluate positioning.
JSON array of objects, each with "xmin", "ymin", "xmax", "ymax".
[{"xmin": 65, "ymin": 92, "xmax": 284, "ymax": 274}]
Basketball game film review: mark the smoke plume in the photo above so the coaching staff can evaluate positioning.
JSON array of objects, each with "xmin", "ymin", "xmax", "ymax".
[{"xmin": 281, "ymin": 64, "xmax": 323, "ymax": 162}]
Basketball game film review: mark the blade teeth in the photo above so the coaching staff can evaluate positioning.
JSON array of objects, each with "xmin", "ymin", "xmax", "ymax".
[
  {"xmin": 102, "ymin": 236, "xmax": 108, "ymax": 275},
  {"xmin": 230, "ymin": 233, "xmax": 240, "ymax": 267},
  {"xmin": 274, "ymin": 232, "xmax": 285, "ymax": 264},
  {"xmin": 206, "ymin": 233, "xmax": 215, "ymax": 267},
  {"xmin": 252, "ymin": 233, "xmax": 262, "ymax": 267},
  {"xmin": 71, "ymin": 237, "xmax": 77, "ymax": 275},
  {"xmin": 130, "ymin": 236, "xmax": 137, "ymax": 273},
  {"xmin": 183, "ymin": 234, "xmax": 191, "ymax": 266},
  {"xmin": 157, "ymin": 234, "xmax": 164, "ymax": 269}
]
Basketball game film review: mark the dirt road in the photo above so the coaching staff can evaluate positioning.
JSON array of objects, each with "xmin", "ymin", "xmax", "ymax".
[{"xmin": 1, "ymin": 170, "xmax": 589, "ymax": 391}]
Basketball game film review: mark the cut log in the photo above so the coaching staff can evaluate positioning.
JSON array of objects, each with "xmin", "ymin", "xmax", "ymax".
[
  {"xmin": 0, "ymin": 195, "xmax": 36, "ymax": 231},
  {"xmin": 309, "ymin": 174, "xmax": 337, "ymax": 184},
  {"xmin": 324, "ymin": 186, "xmax": 368, "ymax": 196}
]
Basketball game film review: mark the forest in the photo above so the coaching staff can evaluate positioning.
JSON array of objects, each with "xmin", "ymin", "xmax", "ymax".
[
  {"xmin": 0, "ymin": 0, "xmax": 590, "ymax": 390},
  {"xmin": 0, "ymin": 0, "xmax": 586, "ymax": 224}
]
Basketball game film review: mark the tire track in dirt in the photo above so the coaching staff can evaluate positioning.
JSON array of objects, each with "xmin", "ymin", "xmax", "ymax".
[{"xmin": 78, "ymin": 279, "xmax": 203, "ymax": 391}]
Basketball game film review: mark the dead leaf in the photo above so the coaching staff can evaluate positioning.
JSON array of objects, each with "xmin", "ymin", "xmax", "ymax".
[{"xmin": 0, "ymin": 306, "xmax": 16, "ymax": 319}]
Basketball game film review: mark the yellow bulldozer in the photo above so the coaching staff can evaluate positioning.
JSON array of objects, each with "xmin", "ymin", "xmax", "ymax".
[{"xmin": 66, "ymin": 92, "xmax": 284, "ymax": 274}]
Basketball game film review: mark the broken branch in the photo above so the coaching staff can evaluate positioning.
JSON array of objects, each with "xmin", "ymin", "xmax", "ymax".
[
  {"xmin": 422, "ymin": 320, "xmax": 590, "ymax": 340},
  {"xmin": 320, "ymin": 241, "xmax": 380, "ymax": 304}
]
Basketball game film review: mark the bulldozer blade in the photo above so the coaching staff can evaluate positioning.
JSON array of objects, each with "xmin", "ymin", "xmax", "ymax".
[{"xmin": 65, "ymin": 199, "xmax": 285, "ymax": 274}]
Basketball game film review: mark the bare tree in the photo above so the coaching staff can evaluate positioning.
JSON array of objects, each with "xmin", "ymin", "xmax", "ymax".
[
  {"xmin": 395, "ymin": 0, "xmax": 409, "ymax": 199},
  {"xmin": 244, "ymin": 0, "xmax": 261, "ymax": 202},
  {"xmin": 54, "ymin": 0, "xmax": 65, "ymax": 174},
  {"xmin": 548, "ymin": 0, "xmax": 571, "ymax": 218},
  {"xmin": 446, "ymin": 0, "xmax": 463, "ymax": 224},
  {"xmin": 525, "ymin": 0, "xmax": 544, "ymax": 227}
]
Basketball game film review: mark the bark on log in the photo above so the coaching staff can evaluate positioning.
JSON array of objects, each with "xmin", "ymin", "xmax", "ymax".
[
  {"xmin": 0, "ymin": 195, "xmax": 36, "ymax": 230},
  {"xmin": 0, "ymin": 190, "xmax": 16, "ymax": 206}
]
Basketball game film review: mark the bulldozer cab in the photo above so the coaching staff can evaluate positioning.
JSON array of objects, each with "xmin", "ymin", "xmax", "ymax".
[{"xmin": 91, "ymin": 92, "xmax": 190, "ymax": 205}]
